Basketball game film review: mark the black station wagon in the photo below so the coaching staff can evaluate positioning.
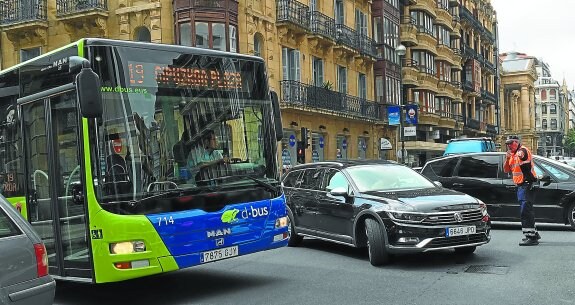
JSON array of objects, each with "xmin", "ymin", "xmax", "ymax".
[{"xmin": 281, "ymin": 160, "xmax": 491, "ymax": 266}]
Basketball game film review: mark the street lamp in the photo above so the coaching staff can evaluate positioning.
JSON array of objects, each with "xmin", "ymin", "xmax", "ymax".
[{"xmin": 395, "ymin": 44, "xmax": 407, "ymax": 164}]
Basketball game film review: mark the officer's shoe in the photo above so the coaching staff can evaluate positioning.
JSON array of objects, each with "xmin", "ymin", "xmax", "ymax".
[
  {"xmin": 521, "ymin": 232, "xmax": 541, "ymax": 242},
  {"xmin": 519, "ymin": 238, "xmax": 539, "ymax": 246}
]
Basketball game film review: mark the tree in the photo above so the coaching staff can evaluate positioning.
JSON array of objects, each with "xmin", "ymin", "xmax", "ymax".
[{"xmin": 564, "ymin": 128, "xmax": 575, "ymax": 157}]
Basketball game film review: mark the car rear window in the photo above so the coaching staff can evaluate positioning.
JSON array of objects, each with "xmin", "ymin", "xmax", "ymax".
[{"xmin": 0, "ymin": 208, "xmax": 21, "ymax": 238}]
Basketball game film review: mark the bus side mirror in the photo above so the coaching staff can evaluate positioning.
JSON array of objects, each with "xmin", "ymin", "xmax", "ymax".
[
  {"xmin": 270, "ymin": 91, "xmax": 283, "ymax": 142},
  {"xmin": 76, "ymin": 61, "xmax": 103, "ymax": 119}
]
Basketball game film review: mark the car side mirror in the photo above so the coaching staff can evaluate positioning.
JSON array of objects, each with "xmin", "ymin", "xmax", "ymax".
[
  {"xmin": 433, "ymin": 181, "xmax": 442, "ymax": 188},
  {"xmin": 539, "ymin": 174, "xmax": 552, "ymax": 186},
  {"xmin": 329, "ymin": 187, "xmax": 349, "ymax": 197}
]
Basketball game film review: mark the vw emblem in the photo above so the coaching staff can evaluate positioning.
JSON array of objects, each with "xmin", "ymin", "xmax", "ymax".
[
  {"xmin": 454, "ymin": 212, "xmax": 463, "ymax": 222},
  {"xmin": 215, "ymin": 238, "xmax": 224, "ymax": 246}
]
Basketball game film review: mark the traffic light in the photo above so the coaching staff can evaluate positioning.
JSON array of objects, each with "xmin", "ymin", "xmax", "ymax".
[
  {"xmin": 296, "ymin": 141, "xmax": 305, "ymax": 164},
  {"xmin": 301, "ymin": 127, "xmax": 311, "ymax": 148}
]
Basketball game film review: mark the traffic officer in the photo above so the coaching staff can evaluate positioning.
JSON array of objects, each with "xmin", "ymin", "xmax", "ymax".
[{"xmin": 503, "ymin": 136, "xmax": 541, "ymax": 246}]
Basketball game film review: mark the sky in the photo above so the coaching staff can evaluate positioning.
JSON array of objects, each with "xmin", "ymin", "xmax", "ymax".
[{"xmin": 491, "ymin": 0, "xmax": 574, "ymax": 88}]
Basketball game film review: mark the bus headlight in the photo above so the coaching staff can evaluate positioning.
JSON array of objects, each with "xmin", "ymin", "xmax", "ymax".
[
  {"xmin": 110, "ymin": 241, "xmax": 146, "ymax": 254},
  {"xmin": 275, "ymin": 216, "xmax": 288, "ymax": 228}
]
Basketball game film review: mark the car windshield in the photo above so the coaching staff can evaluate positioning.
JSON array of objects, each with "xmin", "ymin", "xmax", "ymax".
[{"xmin": 347, "ymin": 165, "xmax": 436, "ymax": 192}]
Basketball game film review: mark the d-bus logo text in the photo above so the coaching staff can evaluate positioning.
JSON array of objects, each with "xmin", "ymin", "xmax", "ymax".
[{"xmin": 221, "ymin": 206, "xmax": 269, "ymax": 224}]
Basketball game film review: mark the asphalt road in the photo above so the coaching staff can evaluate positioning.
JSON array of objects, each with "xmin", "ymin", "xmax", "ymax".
[{"xmin": 54, "ymin": 223, "xmax": 575, "ymax": 305}]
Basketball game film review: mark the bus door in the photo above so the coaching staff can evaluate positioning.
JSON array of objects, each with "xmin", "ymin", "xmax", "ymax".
[{"xmin": 19, "ymin": 87, "xmax": 92, "ymax": 280}]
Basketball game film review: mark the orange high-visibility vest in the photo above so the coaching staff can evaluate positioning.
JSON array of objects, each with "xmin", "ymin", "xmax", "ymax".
[{"xmin": 509, "ymin": 147, "xmax": 537, "ymax": 185}]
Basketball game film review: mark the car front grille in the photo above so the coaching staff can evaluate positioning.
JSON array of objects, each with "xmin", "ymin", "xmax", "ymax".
[
  {"xmin": 421, "ymin": 209, "xmax": 483, "ymax": 225},
  {"xmin": 426, "ymin": 233, "xmax": 488, "ymax": 248}
]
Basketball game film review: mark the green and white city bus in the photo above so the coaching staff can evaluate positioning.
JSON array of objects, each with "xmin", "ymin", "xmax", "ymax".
[{"xmin": 0, "ymin": 38, "xmax": 288, "ymax": 283}]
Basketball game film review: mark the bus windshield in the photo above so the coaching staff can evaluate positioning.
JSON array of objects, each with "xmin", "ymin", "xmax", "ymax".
[{"xmin": 91, "ymin": 45, "xmax": 279, "ymax": 210}]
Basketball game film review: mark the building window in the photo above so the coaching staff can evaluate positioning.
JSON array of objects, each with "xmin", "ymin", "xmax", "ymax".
[
  {"xmin": 414, "ymin": 90, "xmax": 435, "ymax": 113},
  {"xmin": 134, "ymin": 27, "xmax": 151, "ymax": 42},
  {"xmin": 20, "ymin": 47, "xmax": 41, "ymax": 62},
  {"xmin": 383, "ymin": 17, "xmax": 399, "ymax": 48},
  {"xmin": 254, "ymin": 33, "xmax": 264, "ymax": 57},
  {"xmin": 355, "ymin": 9, "xmax": 368, "ymax": 36},
  {"xmin": 541, "ymin": 89, "xmax": 547, "ymax": 100},
  {"xmin": 212, "ymin": 23, "xmax": 226, "ymax": 51},
  {"xmin": 229, "ymin": 25, "xmax": 237, "ymax": 52},
  {"xmin": 385, "ymin": 75, "xmax": 400, "ymax": 105},
  {"xmin": 551, "ymin": 119, "xmax": 557, "ymax": 130},
  {"xmin": 357, "ymin": 137, "xmax": 368, "ymax": 159},
  {"xmin": 282, "ymin": 48, "xmax": 301, "ymax": 81},
  {"xmin": 336, "ymin": 135, "xmax": 348, "ymax": 159},
  {"xmin": 410, "ymin": 10, "xmax": 434, "ymax": 36},
  {"xmin": 376, "ymin": 76, "xmax": 384, "ymax": 103},
  {"xmin": 412, "ymin": 50, "xmax": 436, "ymax": 75},
  {"xmin": 436, "ymin": 61, "xmax": 451, "ymax": 81},
  {"xmin": 542, "ymin": 105, "xmax": 547, "ymax": 114},
  {"xmin": 542, "ymin": 119, "xmax": 547, "ymax": 129},
  {"xmin": 335, "ymin": 0, "xmax": 344, "ymax": 24},
  {"xmin": 550, "ymin": 104, "xmax": 557, "ymax": 114},
  {"xmin": 195, "ymin": 22, "xmax": 209, "ymax": 48},
  {"xmin": 337, "ymin": 66, "xmax": 347, "ymax": 94},
  {"xmin": 435, "ymin": 97, "xmax": 452, "ymax": 117},
  {"xmin": 178, "ymin": 23, "xmax": 192, "ymax": 46},
  {"xmin": 373, "ymin": 17, "xmax": 382, "ymax": 43},
  {"xmin": 385, "ymin": 0, "xmax": 399, "ymax": 9},
  {"xmin": 435, "ymin": 25, "xmax": 450, "ymax": 46},
  {"xmin": 312, "ymin": 57, "xmax": 324, "ymax": 86},
  {"xmin": 550, "ymin": 89, "xmax": 557, "ymax": 100},
  {"xmin": 358, "ymin": 73, "xmax": 367, "ymax": 99}
]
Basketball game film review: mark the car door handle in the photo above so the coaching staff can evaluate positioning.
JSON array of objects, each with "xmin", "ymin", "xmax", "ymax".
[
  {"xmin": 506, "ymin": 185, "xmax": 517, "ymax": 190},
  {"xmin": 452, "ymin": 183, "xmax": 464, "ymax": 187}
]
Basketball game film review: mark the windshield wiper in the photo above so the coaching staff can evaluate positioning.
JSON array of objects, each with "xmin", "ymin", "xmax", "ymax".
[{"xmin": 198, "ymin": 175, "xmax": 279, "ymax": 193}]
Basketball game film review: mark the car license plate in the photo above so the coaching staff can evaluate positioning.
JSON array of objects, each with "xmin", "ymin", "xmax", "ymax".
[
  {"xmin": 446, "ymin": 226, "xmax": 476, "ymax": 237},
  {"xmin": 201, "ymin": 246, "xmax": 238, "ymax": 263}
]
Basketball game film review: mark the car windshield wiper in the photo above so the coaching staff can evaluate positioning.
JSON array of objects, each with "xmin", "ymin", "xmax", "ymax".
[
  {"xmin": 127, "ymin": 186, "xmax": 211, "ymax": 208},
  {"xmin": 199, "ymin": 175, "xmax": 279, "ymax": 193}
]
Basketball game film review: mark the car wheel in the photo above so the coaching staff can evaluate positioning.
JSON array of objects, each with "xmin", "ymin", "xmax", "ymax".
[
  {"xmin": 454, "ymin": 246, "xmax": 476, "ymax": 255},
  {"xmin": 567, "ymin": 203, "xmax": 575, "ymax": 229},
  {"xmin": 364, "ymin": 218, "xmax": 389, "ymax": 266},
  {"xmin": 287, "ymin": 213, "xmax": 303, "ymax": 247}
]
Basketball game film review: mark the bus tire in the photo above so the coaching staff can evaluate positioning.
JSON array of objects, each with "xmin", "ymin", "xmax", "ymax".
[{"xmin": 365, "ymin": 218, "xmax": 389, "ymax": 266}]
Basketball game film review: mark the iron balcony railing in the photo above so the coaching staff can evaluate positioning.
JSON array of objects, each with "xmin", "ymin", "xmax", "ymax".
[
  {"xmin": 483, "ymin": 26, "xmax": 495, "ymax": 42},
  {"xmin": 462, "ymin": 44, "xmax": 476, "ymax": 59},
  {"xmin": 482, "ymin": 90, "xmax": 497, "ymax": 103},
  {"xmin": 358, "ymin": 34, "xmax": 378, "ymax": 58},
  {"xmin": 280, "ymin": 80, "xmax": 380, "ymax": 121},
  {"xmin": 450, "ymin": 80, "xmax": 461, "ymax": 88},
  {"xmin": 335, "ymin": 23, "xmax": 357, "ymax": 49},
  {"xmin": 462, "ymin": 80, "xmax": 474, "ymax": 92},
  {"xmin": 486, "ymin": 124, "xmax": 498, "ymax": 134},
  {"xmin": 277, "ymin": 0, "xmax": 310, "ymax": 29},
  {"xmin": 190, "ymin": 0, "xmax": 237, "ymax": 8},
  {"xmin": 310, "ymin": 10, "xmax": 335, "ymax": 40},
  {"xmin": 459, "ymin": 5, "xmax": 482, "ymax": 31},
  {"xmin": 56, "ymin": 0, "xmax": 107, "ymax": 15},
  {"xmin": 466, "ymin": 117, "xmax": 481, "ymax": 130},
  {"xmin": 0, "ymin": 0, "xmax": 47, "ymax": 25},
  {"xmin": 454, "ymin": 114, "xmax": 464, "ymax": 122}
]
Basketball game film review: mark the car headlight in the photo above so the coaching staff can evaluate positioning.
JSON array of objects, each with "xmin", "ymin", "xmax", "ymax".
[
  {"xmin": 110, "ymin": 241, "xmax": 146, "ymax": 254},
  {"xmin": 387, "ymin": 212, "xmax": 426, "ymax": 223}
]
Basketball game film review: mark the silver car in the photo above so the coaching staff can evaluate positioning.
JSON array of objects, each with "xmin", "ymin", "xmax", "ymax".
[{"xmin": 0, "ymin": 195, "xmax": 55, "ymax": 305}]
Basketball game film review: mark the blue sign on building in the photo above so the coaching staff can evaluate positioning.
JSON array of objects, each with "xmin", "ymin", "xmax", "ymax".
[
  {"xmin": 405, "ymin": 104, "xmax": 418, "ymax": 125},
  {"xmin": 289, "ymin": 134, "xmax": 296, "ymax": 147},
  {"xmin": 319, "ymin": 137, "xmax": 324, "ymax": 148},
  {"xmin": 342, "ymin": 139, "xmax": 347, "ymax": 149},
  {"xmin": 388, "ymin": 106, "xmax": 400, "ymax": 125}
]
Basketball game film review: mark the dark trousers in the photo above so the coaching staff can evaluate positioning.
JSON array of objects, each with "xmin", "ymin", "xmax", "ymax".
[{"xmin": 517, "ymin": 184, "xmax": 537, "ymax": 238}]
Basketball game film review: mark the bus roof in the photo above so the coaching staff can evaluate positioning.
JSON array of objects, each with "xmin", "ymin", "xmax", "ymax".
[{"xmin": 0, "ymin": 38, "xmax": 265, "ymax": 75}]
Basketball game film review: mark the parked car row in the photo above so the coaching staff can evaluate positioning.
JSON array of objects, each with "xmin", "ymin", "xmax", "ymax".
[{"xmin": 281, "ymin": 160, "xmax": 491, "ymax": 266}]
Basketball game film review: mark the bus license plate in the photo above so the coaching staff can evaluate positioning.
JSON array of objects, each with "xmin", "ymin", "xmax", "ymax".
[
  {"xmin": 201, "ymin": 246, "xmax": 238, "ymax": 263},
  {"xmin": 446, "ymin": 226, "xmax": 476, "ymax": 237}
]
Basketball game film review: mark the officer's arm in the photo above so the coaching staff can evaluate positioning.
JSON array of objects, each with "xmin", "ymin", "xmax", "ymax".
[{"xmin": 503, "ymin": 153, "xmax": 512, "ymax": 173}]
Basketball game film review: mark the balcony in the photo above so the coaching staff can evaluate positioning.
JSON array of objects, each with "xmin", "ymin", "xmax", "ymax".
[
  {"xmin": 279, "ymin": 80, "xmax": 380, "ymax": 121},
  {"xmin": 453, "ymin": 114, "xmax": 464, "ymax": 130},
  {"xmin": 435, "ymin": 4, "xmax": 452, "ymax": 29},
  {"xmin": 483, "ymin": 26, "xmax": 495, "ymax": 43},
  {"xmin": 400, "ymin": 16, "xmax": 417, "ymax": 47},
  {"xmin": 462, "ymin": 44, "xmax": 476, "ymax": 60},
  {"xmin": 438, "ymin": 111, "xmax": 456, "ymax": 129},
  {"xmin": 418, "ymin": 108, "xmax": 440, "ymax": 126},
  {"xmin": 465, "ymin": 117, "xmax": 481, "ymax": 131},
  {"xmin": 402, "ymin": 59, "xmax": 419, "ymax": 88},
  {"xmin": 459, "ymin": 5, "xmax": 482, "ymax": 31},
  {"xmin": 482, "ymin": 89, "xmax": 497, "ymax": 103},
  {"xmin": 0, "ymin": 0, "xmax": 48, "ymax": 43},
  {"xmin": 56, "ymin": 0, "xmax": 108, "ymax": 34},
  {"xmin": 308, "ymin": 10, "xmax": 336, "ymax": 48},
  {"xmin": 357, "ymin": 34, "xmax": 378, "ymax": 59},
  {"xmin": 334, "ymin": 23, "xmax": 357, "ymax": 50},
  {"xmin": 412, "ymin": 0, "xmax": 437, "ymax": 18},
  {"xmin": 277, "ymin": 0, "xmax": 309, "ymax": 37},
  {"xmin": 451, "ymin": 47, "xmax": 462, "ymax": 66},
  {"xmin": 415, "ymin": 27, "xmax": 437, "ymax": 54},
  {"xmin": 486, "ymin": 123, "xmax": 498, "ymax": 135}
]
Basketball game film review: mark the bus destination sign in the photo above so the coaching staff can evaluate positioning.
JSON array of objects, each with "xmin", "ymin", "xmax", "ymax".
[{"xmin": 127, "ymin": 61, "xmax": 244, "ymax": 91}]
